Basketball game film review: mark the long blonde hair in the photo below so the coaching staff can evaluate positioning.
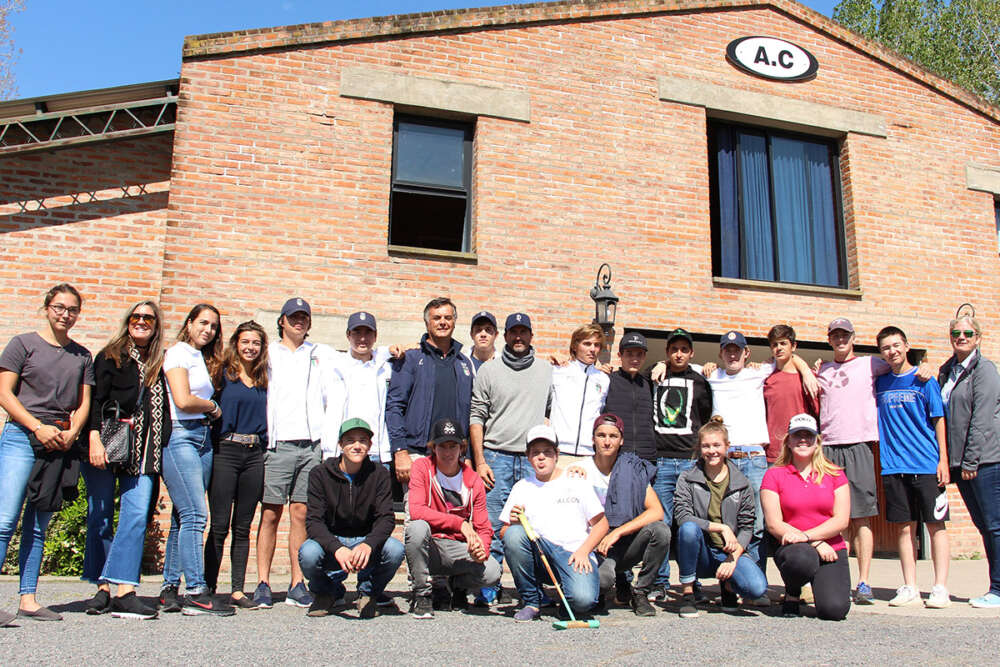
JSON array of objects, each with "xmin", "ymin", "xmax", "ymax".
[
  {"xmin": 775, "ymin": 430, "xmax": 841, "ymax": 484},
  {"xmin": 101, "ymin": 300, "xmax": 165, "ymax": 387}
]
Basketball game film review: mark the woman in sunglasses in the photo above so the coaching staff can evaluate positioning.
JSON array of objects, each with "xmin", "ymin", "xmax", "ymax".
[
  {"xmin": 82, "ymin": 301, "xmax": 170, "ymax": 620},
  {"xmin": 0, "ymin": 284, "xmax": 94, "ymax": 623},
  {"xmin": 938, "ymin": 316, "xmax": 1000, "ymax": 609}
]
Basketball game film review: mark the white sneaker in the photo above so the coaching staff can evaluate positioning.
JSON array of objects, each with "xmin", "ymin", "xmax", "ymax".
[
  {"xmin": 925, "ymin": 585, "xmax": 951, "ymax": 609},
  {"xmin": 889, "ymin": 585, "xmax": 920, "ymax": 607}
]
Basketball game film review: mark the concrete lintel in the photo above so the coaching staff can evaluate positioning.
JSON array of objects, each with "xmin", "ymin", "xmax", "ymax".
[
  {"xmin": 966, "ymin": 164, "xmax": 1000, "ymax": 195},
  {"xmin": 658, "ymin": 77, "xmax": 887, "ymax": 138},
  {"xmin": 340, "ymin": 67, "xmax": 530, "ymax": 122}
]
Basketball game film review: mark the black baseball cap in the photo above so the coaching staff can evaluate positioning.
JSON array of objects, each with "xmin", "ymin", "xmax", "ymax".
[
  {"xmin": 429, "ymin": 418, "xmax": 464, "ymax": 445},
  {"xmin": 666, "ymin": 328, "xmax": 694, "ymax": 347},
  {"xmin": 619, "ymin": 332, "xmax": 648, "ymax": 352}
]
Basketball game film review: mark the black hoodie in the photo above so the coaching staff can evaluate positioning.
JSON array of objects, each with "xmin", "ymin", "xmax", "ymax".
[{"xmin": 305, "ymin": 455, "xmax": 395, "ymax": 556}]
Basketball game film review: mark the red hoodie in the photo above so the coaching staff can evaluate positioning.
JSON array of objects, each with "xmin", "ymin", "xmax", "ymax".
[{"xmin": 408, "ymin": 456, "xmax": 492, "ymax": 552}]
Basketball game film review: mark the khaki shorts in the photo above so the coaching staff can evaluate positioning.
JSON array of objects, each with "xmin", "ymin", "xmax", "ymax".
[{"xmin": 263, "ymin": 439, "xmax": 320, "ymax": 505}]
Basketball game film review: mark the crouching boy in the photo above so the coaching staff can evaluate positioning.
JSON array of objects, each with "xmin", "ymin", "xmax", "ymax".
[
  {"xmin": 299, "ymin": 418, "xmax": 405, "ymax": 618},
  {"xmin": 501, "ymin": 425, "xmax": 609, "ymax": 622},
  {"xmin": 405, "ymin": 418, "xmax": 501, "ymax": 619}
]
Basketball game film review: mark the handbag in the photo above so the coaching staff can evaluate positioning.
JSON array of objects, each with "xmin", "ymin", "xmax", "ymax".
[{"xmin": 99, "ymin": 386, "xmax": 144, "ymax": 469}]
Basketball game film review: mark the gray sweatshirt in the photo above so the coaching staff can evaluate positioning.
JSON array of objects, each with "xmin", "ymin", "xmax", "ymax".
[{"xmin": 470, "ymin": 356, "xmax": 552, "ymax": 453}]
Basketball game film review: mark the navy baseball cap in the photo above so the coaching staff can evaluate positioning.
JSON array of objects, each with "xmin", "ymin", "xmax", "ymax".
[
  {"xmin": 430, "ymin": 418, "xmax": 464, "ymax": 445},
  {"xmin": 666, "ymin": 328, "xmax": 694, "ymax": 347},
  {"xmin": 471, "ymin": 310, "xmax": 497, "ymax": 329},
  {"xmin": 505, "ymin": 312, "xmax": 532, "ymax": 331},
  {"xmin": 281, "ymin": 297, "xmax": 311, "ymax": 318},
  {"xmin": 619, "ymin": 332, "xmax": 647, "ymax": 351},
  {"xmin": 347, "ymin": 311, "xmax": 377, "ymax": 331},
  {"xmin": 719, "ymin": 331, "xmax": 748, "ymax": 349}
]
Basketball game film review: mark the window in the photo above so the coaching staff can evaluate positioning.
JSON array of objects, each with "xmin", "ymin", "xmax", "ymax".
[
  {"xmin": 708, "ymin": 122, "xmax": 847, "ymax": 288},
  {"xmin": 389, "ymin": 115, "xmax": 473, "ymax": 253}
]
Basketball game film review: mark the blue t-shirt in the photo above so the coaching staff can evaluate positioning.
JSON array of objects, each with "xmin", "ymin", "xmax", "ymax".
[
  {"xmin": 217, "ymin": 376, "xmax": 268, "ymax": 440},
  {"xmin": 875, "ymin": 368, "xmax": 944, "ymax": 475}
]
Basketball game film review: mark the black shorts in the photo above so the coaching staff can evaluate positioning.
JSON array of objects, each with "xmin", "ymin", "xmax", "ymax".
[{"xmin": 882, "ymin": 473, "xmax": 949, "ymax": 524}]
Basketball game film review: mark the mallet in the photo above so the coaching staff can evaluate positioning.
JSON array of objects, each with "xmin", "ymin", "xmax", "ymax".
[{"xmin": 518, "ymin": 513, "xmax": 600, "ymax": 630}]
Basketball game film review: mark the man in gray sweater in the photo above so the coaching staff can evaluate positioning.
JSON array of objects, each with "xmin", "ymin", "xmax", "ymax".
[{"xmin": 469, "ymin": 312, "xmax": 552, "ymax": 605}]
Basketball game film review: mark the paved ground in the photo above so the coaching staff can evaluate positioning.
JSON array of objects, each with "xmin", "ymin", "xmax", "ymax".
[{"xmin": 1, "ymin": 558, "xmax": 997, "ymax": 665}]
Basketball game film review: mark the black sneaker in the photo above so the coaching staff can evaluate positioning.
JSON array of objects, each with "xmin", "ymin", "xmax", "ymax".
[
  {"xmin": 357, "ymin": 594, "xmax": 378, "ymax": 619},
  {"xmin": 182, "ymin": 592, "xmax": 235, "ymax": 617},
  {"xmin": 782, "ymin": 599, "xmax": 801, "ymax": 618},
  {"xmin": 410, "ymin": 595, "xmax": 434, "ymax": 619},
  {"xmin": 306, "ymin": 593, "xmax": 333, "ymax": 618},
  {"xmin": 646, "ymin": 584, "xmax": 669, "ymax": 602},
  {"xmin": 720, "ymin": 588, "xmax": 739, "ymax": 612},
  {"xmin": 230, "ymin": 595, "xmax": 256, "ymax": 609},
  {"xmin": 678, "ymin": 593, "xmax": 699, "ymax": 618},
  {"xmin": 615, "ymin": 578, "xmax": 633, "ymax": 606},
  {"xmin": 110, "ymin": 592, "xmax": 158, "ymax": 620},
  {"xmin": 158, "ymin": 586, "xmax": 182, "ymax": 613},
  {"xmin": 85, "ymin": 589, "xmax": 111, "ymax": 615},
  {"xmin": 431, "ymin": 586, "xmax": 453, "ymax": 611},
  {"xmin": 630, "ymin": 591, "xmax": 656, "ymax": 617},
  {"xmin": 451, "ymin": 588, "xmax": 469, "ymax": 611}
]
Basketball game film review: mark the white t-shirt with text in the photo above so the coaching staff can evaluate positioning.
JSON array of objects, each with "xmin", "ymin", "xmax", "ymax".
[{"xmin": 500, "ymin": 473, "xmax": 604, "ymax": 553}]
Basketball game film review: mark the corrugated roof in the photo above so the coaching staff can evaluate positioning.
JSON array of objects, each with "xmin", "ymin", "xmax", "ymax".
[{"xmin": 0, "ymin": 79, "xmax": 178, "ymax": 122}]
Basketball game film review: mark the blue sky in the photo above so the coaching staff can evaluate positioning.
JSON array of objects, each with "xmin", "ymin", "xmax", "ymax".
[{"xmin": 12, "ymin": 0, "xmax": 840, "ymax": 99}]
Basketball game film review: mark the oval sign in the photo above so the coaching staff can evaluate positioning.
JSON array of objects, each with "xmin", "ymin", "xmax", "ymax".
[{"xmin": 726, "ymin": 36, "xmax": 819, "ymax": 82}]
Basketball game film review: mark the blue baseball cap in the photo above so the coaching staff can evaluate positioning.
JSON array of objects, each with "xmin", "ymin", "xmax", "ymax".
[
  {"xmin": 471, "ymin": 310, "xmax": 497, "ymax": 329},
  {"xmin": 281, "ymin": 297, "xmax": 311, "ymax": 318},
  {"xmin": 719, "ymin": 331, "xmax": 748, "ymax": 349},
  {"xmin": 347, "ymin": 311, "xmax": 377, "ymax": 331},
  {"xmin": 505, "ymin": 312, "xmax": 532, "ymax": 331}
]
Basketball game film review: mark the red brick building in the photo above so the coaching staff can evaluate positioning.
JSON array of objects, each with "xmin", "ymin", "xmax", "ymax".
[{"xmin": 2, "ymin": 0, "xmax": 998, "ymax": 571}]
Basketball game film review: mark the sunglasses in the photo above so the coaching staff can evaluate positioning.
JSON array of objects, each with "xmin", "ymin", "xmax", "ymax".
[
  {"xmin": 129, "ymin": 313, "xmax": 157, "ymax": 325},
  {"xmin": 950, "ymin": 330, "xmax": 977, "ymax": 339}
]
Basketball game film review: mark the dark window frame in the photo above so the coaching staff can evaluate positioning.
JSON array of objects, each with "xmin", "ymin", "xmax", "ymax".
[
  {"xmin": 389, "ymin": 114, "xmax": 474, "ymax": 253},
  {"xmin": 708, "ymin": 120, "xmax": 849, "ymax": 289}
]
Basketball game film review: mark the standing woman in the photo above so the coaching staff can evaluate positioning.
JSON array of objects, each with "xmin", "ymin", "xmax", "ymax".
[
  {"xmin": 159, "ymin": 304, "xmax": 233, "ymax": 616},
  {"xmin": 0, "ymin": 284, "xmax": 94, "ymax": 623},
  {"xmin": 938, "ymin": 316, "xmax": 1000, "ymax": 609},
  {"xmin": 204, "ymin": 321, "xmax": 268, "ymax": 608},
  {"xmin": 761, "ymin": 414, "xmax": 850, "ymax": 621},
  {"xmin": 82, "ymin": 301, "xmax": 170, "ymax": 620}
]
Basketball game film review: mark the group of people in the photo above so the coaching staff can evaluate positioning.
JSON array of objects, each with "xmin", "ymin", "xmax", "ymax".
[{"xmin": 0, "ymin": 285, "xmax": 998, "ymax": 628}]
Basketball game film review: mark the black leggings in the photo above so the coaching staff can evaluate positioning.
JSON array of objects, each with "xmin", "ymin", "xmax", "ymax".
[
  {"xmin": 204, "ymin": 442, "xmax": 264, "ymax": 592},
  {"xmin": 773, "ymin": 543, "xmax": 851, "ymax": 621}
]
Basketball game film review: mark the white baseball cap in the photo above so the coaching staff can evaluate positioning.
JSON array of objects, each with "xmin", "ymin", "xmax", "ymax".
[
  {"xmin": 525, "ymin": 424, "xmax": 558, "ymax": 450},
  {"xmin": 787, "ymin": 413, "xmax": 818, "ymax": 435}
]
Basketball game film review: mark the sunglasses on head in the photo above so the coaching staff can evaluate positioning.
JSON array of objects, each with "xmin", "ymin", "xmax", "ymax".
[
  {"xmin": 950, "ymin": 330, "xmax": 976, "ymax": 339},
  {"xmin": 129, "ymin": 313, "xmax": 157, "ymax": 324}
]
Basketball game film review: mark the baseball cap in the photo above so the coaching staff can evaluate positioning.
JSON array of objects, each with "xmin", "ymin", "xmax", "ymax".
[
  {"xmin": 525, "ymin": 424, "xmax": 558, "ymax": 450},
  {"xmin": 787, "ymin": 413, "xmax": 818, "ymax": 435},
  {"xmin": 429, "ymin": 418, "xmax": 463, "ymax": 445},
  {"xmin": 719, "ymin": 331, "xmax": 748, "ymax": 349},
  {"xmin": 666, "ymin": 328, "xmax": 693, "ymax": 347},
  {"xmin": 505, "ymin": 312, "xmax": 532, "ymax": 331},
  {"xmin": 347, "ymin": 311, "xmax": 377, "ymax": 331},
  {"xmin": 471, "ymin": 311, "xmax": 497, "ymax": 329},
  {"xmin": 827, "ymin": 318, "xmax": 855, "ymax": 334},
  {"xmin": 281, "ymin": 297, "xmax": 311, "ymax": 318},
  {"xmin": 618, "ymin": 332, "xmax": 647, "ymax": 352},
  {"xmin": 593, "ymin": 412, "xmax": 624, "ymax": 435},
  {"xmin": 338, "ymin": 417, "xmax": 373, "ymax": 439}
]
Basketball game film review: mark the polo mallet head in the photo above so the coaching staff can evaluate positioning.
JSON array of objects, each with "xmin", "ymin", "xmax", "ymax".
[{"xmin": 517, "ymin": 514, "xmax": 600, "ymax": 630}]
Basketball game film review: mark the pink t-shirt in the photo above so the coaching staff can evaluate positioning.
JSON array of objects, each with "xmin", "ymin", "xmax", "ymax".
[
  {"xmin": 816, "ymin": 356, "xmax": 889, "ymax": 445},
  {"xmin": 761, "ymin": 464, "xmax": 848, "ymax": 551}
]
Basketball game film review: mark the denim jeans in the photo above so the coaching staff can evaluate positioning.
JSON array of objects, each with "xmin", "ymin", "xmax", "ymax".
[
  {"xmin": 483, "ymin": 448, "xmax": 532, "ymax": 568},
  {"xmin": 299, "ymin": 536, "xmax": 404, "ymax": 598},
  {"xmin": 0, "ymin": 422, "xmax": 54, "ymax": 595},
  {"xmin": 675, "ymin": 521, "xmax": 768, "ymax": 599},
  {"xmin": 651, "ymin": 457, "xmax": 696, "ymax": 585},
  {"xmin": 956, "ymin": 462, "xmax": 1000, "ymax": 596},
  {"xmin": 100, "ymin": 474, "xmax": 155, "ymax": 586},
  {"xmin": 729, "ymin": 452, "xmax": 768, "ymax": 571},
  {"xmin": 503, "ymin": 524, "xmax": 599, "ymax": 615},
  {"xmin": 161, "ymin": 420, "xmax": 212, "ymax": 593},
  {"xmin": 82, "ymin": 462, "xmax": 116, "ymax": 584}
]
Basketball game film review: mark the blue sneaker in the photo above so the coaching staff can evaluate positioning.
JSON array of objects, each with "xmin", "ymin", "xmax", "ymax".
[
  {"xmin": 514, "ymin": 605, "xmax": 539, "ymax": 622},
  {"xmin": 970, "ymin": 592, "xmax": 1000, "ymax": 609},
  {"xmin": 285, "ymin": 582, "xmax": 314, "ymax": 608},
  {"xmin": 251, "ymin": 582, "xmax": 272, "ymax": 609},
  {"xmin": 474, "ymin": 586, "xmax": 497, "ymax": 607},
  {"xmin": 854, "ymin": 582, "xmax": 874, "ymax": 605}
]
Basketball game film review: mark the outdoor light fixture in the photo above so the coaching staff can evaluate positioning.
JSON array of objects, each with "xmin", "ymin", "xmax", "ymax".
[{"xmin": 590, "ymin": 263, "xmax": 618, "ymax": 327}]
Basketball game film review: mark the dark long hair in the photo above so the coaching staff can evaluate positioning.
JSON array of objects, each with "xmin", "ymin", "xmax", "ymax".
[
  {"xmin": 176, "ymin": 303, "xmax": 223, "ymax": 379},
  {"xmin": 101, "ymin": 301, "xmax": 165, "ymax": 387},
  {"xmin": 217, "ymin": 321, "xmax": 268, "ymax": 390}
]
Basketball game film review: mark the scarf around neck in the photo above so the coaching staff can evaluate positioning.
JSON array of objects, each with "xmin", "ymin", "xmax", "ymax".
[{"xmin": 502, "ymin": 344, "xmax": 535, "ymax": 371}]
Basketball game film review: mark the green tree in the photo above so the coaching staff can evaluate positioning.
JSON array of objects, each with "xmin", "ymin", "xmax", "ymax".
[{"xmin": 833, "ymin": 0, "xmax": 1000, "ymax": 106}]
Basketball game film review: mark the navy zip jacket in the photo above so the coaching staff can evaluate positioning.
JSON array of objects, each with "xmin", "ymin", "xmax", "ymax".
[
  {"xmin": 605, "ymin": 450, "xmax": 657, "ymax": 528},
  {"xmin": 386, "ymin": 334, "xmax": 474, "ymax": 454},
  {"xmin": 604, "ymin": 369, "xmax": 656, "ymax": 462}
]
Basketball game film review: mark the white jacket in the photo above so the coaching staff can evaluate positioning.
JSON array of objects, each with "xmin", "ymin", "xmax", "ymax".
[
  {"xmin": 550, "ymin": 359, "xmax": 609, "ymax": 456},
  {"xmin": 266, "ymin": 340, "xmax": 335, "ymax": 449},
  {"xmin": 321, "ymin": 347, "xmax": 393, "ymax": 462}
]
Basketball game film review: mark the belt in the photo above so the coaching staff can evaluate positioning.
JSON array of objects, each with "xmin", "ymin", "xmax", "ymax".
[
  {"xmin": 221, "ymin": 433, "xmax": 261, "ymax": 447},
  {"xmin": 277, "ymin": 439, "xmax": 318, "ymax": 447},
  {"xmin": 728, "ymin": 447, "xmax": 766, "ymax": 459}
]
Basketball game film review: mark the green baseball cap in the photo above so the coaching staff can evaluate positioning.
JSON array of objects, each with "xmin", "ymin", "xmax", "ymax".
[{"xmin": 338, "ymin": 417, "xmax": 373, "ymax": 439}]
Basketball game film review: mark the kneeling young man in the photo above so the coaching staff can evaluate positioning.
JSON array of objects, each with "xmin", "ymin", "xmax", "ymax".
[
  {"xmin": 299, "ymin": 418, "xmax": 404, "ymax": 618},
  {"xmin": 501, "ymin": 425, "xmax": 609, "ymax": 622},
  {"xmin": 571, "ymin": 414, "xmax": 669, "ymax": 617},
  {"xmin": 406, "ymin": 418, "xmax": 501, "ymax": 619}
]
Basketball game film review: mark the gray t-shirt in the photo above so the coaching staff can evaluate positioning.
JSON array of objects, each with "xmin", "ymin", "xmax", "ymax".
[{"xmin": 0, "ymin": 332, "xmax": 95, "ymax": 421}]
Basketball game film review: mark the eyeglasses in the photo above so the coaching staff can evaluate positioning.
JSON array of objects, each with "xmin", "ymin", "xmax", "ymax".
[
  {"xmin": 950, "ymin": 330, "xmax": 977, "ymax": 339},
  {"xmin": 129, "ymin": 313, "xmax": 157, "ymax": 325},
  {"xmin": 48, "ymin": 304, "xmax": 81, "ymax": 316}
]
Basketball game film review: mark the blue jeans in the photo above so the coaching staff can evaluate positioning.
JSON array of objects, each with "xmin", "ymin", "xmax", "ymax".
[
  {"xmin": 503, "ymin": 524, "xmax": 599, "ymax": 615},
  {"xmin": 161, "ymin": 420, "xmax": 212, "ymax": 593},
  {"xmin": 483, "ymin": 449, "xmax": 532, "ymax": 568},
  {"xmin": 651, "ymin": 457, "xmax": 696, "ymax": 584},
  {"xmin": 82, "ymin": 462, "xmax": 116, "ymax": 584},
  {"xmin": 675, "ymin": 521, "xmax": 768, "ymax": 599},
  {"xmin": 956, "ymin": 462, "xmax": 1000, "ymax": 596},
  {"xmin": 0, "ymin": 422, "xmax": 54, "ymax": 595},
  {"xmin": 299, "ymin": 536, "xmax": 404, "ymax": 598},
  {"xmin": 101, "ymin": 474, "xmax": 155, "ymax": 586},
  {"xmin": 729, "ymin": 453, "xmax": 768, "ymax": 571}
]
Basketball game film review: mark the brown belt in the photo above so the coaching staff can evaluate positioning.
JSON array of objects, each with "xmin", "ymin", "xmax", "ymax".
[
  {"xmin": 728, "ymin": 450, "xmax": 766, "ymax": 459},
  {"xmin": 221, "ymin": 433, "xmax": 261, "ymax": 447}
]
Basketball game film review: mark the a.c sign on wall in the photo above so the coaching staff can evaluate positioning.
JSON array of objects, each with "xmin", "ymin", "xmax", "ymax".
[{"xmin": 726, "ymin": 36, "xmax": 819, "ymax": 82}]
